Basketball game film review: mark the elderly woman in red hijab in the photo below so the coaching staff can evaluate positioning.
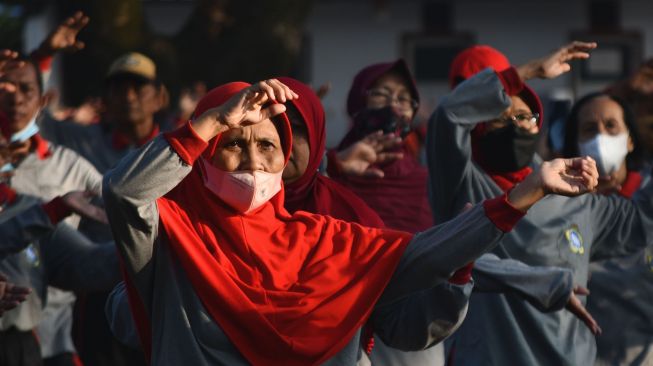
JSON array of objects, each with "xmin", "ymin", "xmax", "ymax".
[{"xmin": 103, "ymin": 78, "xmax": 597, "ymax": 366}]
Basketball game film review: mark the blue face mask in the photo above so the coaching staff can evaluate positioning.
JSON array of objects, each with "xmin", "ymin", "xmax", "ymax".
[
  {"xmin": 0, "ymin": 163, "xmax": 13, "ymax": 173},
  {"xmin": 10, "ymin": 116, "xmax": 39, "ymax": 143}
]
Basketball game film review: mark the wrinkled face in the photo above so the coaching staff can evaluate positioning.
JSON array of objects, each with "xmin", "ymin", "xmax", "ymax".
[
  {"xmin": 282, "ymin": 104, "xmax": 310, "ymax": 183},
  {"xmin": 0, "ymin": 62, "xmax": 43, "ymax": 133},
  {"xmin": 211, "ymin": 119, "xmax": 286, "ymax": 174},
  {"xmin": 577, "ymin": 96, "xmax": 634, "ymax": 152},
  {"xmin": 485, "ymin": 95, "xmax": 539, "ymax": 135},
  {"xmin": 104, "ymin": 76, "xmax": 162, "ymax": 128},
  {"xmin": 366, "ymin": 72, "xmax": 415, "ymax": 121}
]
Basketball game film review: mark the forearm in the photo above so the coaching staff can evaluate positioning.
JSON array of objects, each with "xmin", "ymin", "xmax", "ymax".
[
  {"xmin": 44, "ymin": 224, "xmax": 121, "ymax": 292},
  {"xmin": 103, "ymin": 123, "xmax": 207, "ymax": 274},
  {"xmin": 0, "ymin": 200, "xmax": 56, "ymax": 259},
  {"xmin": 472, "ymin": 253, "xmax": 573, "ymax": 312},
  {"xmin": 379, "ymin": 195, "xmax": 524, "ymax": 305}
]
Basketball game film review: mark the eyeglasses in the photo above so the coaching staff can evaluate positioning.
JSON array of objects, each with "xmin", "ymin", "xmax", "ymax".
[
  {"xmin": 495, "ymin": 113, "xmax": 540, "ymax": 129},
  {"xmin": 366, "ymin": 88, "xmax": 418, "ymax": 110}
]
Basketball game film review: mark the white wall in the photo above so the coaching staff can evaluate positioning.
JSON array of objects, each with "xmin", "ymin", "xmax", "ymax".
[{"xmin": 307, "ymin": 0, "xmax": 653, "ymax": 147}]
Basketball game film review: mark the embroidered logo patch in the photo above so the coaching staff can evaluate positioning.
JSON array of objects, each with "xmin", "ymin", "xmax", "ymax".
[
  {"xmin": 24, "ymin": 244, "xmax": 40, "ymax": 267},
  {"xmin": 565, "ymin": 226, "xmax": 584, "ymax": 255}
]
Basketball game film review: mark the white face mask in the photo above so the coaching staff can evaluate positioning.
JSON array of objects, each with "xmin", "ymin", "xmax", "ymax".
[
  {"xmin": 578, "ymin": 132, "xmax": 629, "ymax": 176},
  {"xmin": 1, "ymin": 113, "xmax": 40, "ymax": 174},
  {"xmin": 200, "ymin": 158, "xmax": 283, "ymax": 214}
]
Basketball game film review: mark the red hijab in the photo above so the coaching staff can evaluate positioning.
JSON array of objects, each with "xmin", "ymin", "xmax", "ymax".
[
  {"xmin": 279, "ymin": 77, "xmax": 385, "ymax": 228},
  {"xmin": 449, "ymin": 45, "xmax": 544, "ymax": 191},
  {"xmin": 132, "ymin": 82, "xmax": 413, "ymax": 365},
  {"xmin": 334, "ymin": 61, "xmax": 434, "ymax": 232}
]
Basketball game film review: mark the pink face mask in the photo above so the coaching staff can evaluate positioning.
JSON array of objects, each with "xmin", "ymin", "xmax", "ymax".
[{"xmin": 200, "ymin": 158, "xmax": 283, "ymax": 214}]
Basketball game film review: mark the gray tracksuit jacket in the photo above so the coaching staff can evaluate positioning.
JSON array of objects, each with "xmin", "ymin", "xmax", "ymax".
[
  {"xmin": 429, "ymin": 68, "xmax": 653, "ymax": 366},
  {"xmin": 102, "ymin": 125, "xmax": 524, "ymax": 366}
]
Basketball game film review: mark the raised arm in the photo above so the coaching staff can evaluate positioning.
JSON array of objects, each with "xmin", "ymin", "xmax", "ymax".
[
  {"xmin": 380, "ymin": 156, "xmax": 598, "ymax": 305},
  {"xmin": 103, "ymin": 79, "xmax": 298, "ymax": 276}
]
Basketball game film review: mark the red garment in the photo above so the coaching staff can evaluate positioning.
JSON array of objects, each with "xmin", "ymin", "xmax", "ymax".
[
  {"xmin": 111, "ymin": 125, "xmax": 160, "ymax": 150},
  {"xmin": 278, "ymin": 77, "xmax": 385, "ymax": 228},
  {"xmin": 618, "ymin": 171, "xmax": 643, "ymax": 199},
  {"xmin": 450, "ymin": 46, "xmax": 544, "ymax": 192},
  {"xmin": 335, "ymin": 61, "xmax": 434, "ymax": 232},
  {"xmin": 129, "ymin": 83, "xmax": 414, "ymax": 366}
]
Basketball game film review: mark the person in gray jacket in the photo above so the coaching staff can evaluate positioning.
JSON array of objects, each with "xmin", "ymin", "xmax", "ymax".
[
  {"xmin": 103, "ymin": 78, "xmax": 598, "ymax": 366},
  {"xmin": 561, "ymin": 91, "xmax": 653, "ymax": 366},
  {"xmin": 431, "ymin": 42, "xmax": 653, "ymax": 365}
]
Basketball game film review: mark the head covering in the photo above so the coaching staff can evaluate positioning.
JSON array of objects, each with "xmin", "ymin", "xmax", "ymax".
[
  {"xmin": 334, "ymin": 63, "xmax": 434, "ymax": 232},
  {"xmin": 346, "ymin": 59, "xmax": 420, "ymax": 118},
  {"xmin": 449, "ymin": 45, "xmax": 544, "ymax": 191},
  {"xmin": 129, "ymin": 82, "xmax": 413, "ymax": 365},
  {"xmin": 107, "ymin": 52, "xmax": 157, "ymax": 82},
  {"xmin": 278, "ymin": 77, "xmax": 385, "ymax": 228}
]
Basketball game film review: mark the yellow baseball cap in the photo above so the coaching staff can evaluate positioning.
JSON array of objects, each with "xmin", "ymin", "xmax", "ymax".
[{"xmin": 107, "ymin": 52, "xmax": 156, "ymax": 81}]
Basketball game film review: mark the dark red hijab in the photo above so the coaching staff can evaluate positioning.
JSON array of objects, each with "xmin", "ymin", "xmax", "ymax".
[
  {"xmin": 334, "ymin": 61, "xmax": 434, "ymax": 233},
  {"xmin": 126, "ymin": 82, "xmax": 412, "ymax": 366},
  {"xmin": 449, "ymin": 45, "xmax": 544, "ymax": 191},
  {"xmin": 279, "ymin": 77, "xmax": 385, "ymax": 228}
]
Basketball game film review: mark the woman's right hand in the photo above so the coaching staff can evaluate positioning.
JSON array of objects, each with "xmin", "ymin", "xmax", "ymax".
[
  {"xmin": 508, "ymin": 156, "xmax": 599, "ymax": 212},
  {"xmin": 191, "ymin": 79, "xmax": 298, "ymax": 141}
]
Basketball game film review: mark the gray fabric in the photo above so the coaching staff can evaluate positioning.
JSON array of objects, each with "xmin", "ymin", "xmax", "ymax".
[
  {"xmin": 103, "ymin": 134, "xmax": 510, "ymax": 365},
  {"xmin": 429, "ymin": 69, "xmax": 653, "ymax": 366},
  {"xmin": 38, "ymin": 115, "xmax": 131, "ymax": 174},
  {"xmin": 473, "ymin": 253, "xmax": 573, "ymax": 312},
  {"xmin": 369, "ymin": 282, "xmax": 471, "ymax": 366},
  {"xmin": 0, "ymin": 195, "xmax": 55, "ymax": 259},
  {"xmin": 588, "ymin": 245, "xmax": 653, "ymax": 365},
  {"xmin": 7, "ymin": 142, "xmax": 104, "ymax": 357}
]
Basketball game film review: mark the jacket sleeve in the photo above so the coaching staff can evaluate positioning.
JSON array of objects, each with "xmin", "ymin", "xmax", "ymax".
[
  {"xmin": 42, "ymin": 223, "xmax": 121, "ymax": 292},
  {"xmin": 589, "ymin": 176, "xmax": 653, "ymax": 260},
  {"xmin": 105, "ymin": 281, "xmax": 142, "ymax": 350},
  {"xmin": 102, "ymin": 123, "xmax": 207, "ymax": 291},
  {"xmin": 472, "ymin": 253, "xmax": 573, "ymax": 312},
  {"xmin": 372, "ymin": 281, "xmax": 472, "ymax": 351},
  {"xmin": 0, "ymin": 198, "xmax": 55, "ymax": 260},
  {"xmin": 426, "ymin": 68, "xmax": 519, "ymax": 222},
  {"xmin": 378, "ymin": 194, "xmax": 525, "ymax": 306}
]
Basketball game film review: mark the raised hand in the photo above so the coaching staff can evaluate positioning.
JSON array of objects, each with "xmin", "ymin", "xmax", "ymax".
[
  {"xmin": 334, "ymin": 130, "xmax": 403, "ymax": 178},
  {"xmin": 508, "ymin": 156, "xmax": 598, "ymax": 212},
  {"xmin": 36, "ymin": 11, "xmax": 89, "ymax": 56},
  {"xmin": 540, "ymin": 157, "xmax": 599, "ymax": 196},
  {"xmin": 566, "ymin": 286, "xmax": 602, "ymax": 336},
  {"xmin": 0, "ymin": 273, "xmax": 30, "ymax": 317},
  {"xmin": 0, "ymin": 49, "xmax": 22, "ymax": 93},
  {"xmin": 192, "ymin": 79, "xmax": 298, "ymax": 141},
  {"xmin": 517, "ymin": 41, "xmax": 597, "ymax": 81},
  {"xmin": 60, "ymin": 191, "xmax": 109, "ymax": 225}
]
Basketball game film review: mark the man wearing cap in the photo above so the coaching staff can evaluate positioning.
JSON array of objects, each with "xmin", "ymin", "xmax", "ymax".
[{"xmin": 40, "ymin": 52, "xmax": 167, "ymax": 174}]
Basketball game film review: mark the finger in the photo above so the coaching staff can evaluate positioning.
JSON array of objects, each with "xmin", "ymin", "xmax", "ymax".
[
  {"xmin": 376, "ymin": 152, "xmax": 403, "ymax": 164},
  {"xmin": 255, "ymin": 81, "xmax": 277, "ymax": 102},
  {"xmin": 573, "ymin": 286, "xmax": 590, "ymax": 295},
  {"xmin": 379, "ymin": 134, "xmax": 403, "ymax": 151},
  {"xmin": 6, "ymin": 285, "xmax": 30, "ymax": 295},
  {"xmin": 570, "ymin": 41, "xmax": 598, "ymax": 51},
  {"xmin": 258, "ymin": 103, "xmax": 287, "ymax": 122},
  {"xmin": 73, "ymin": 41, "xmax": 85, "ymax": 50},
  {"xmin": 266, "ymin": 79, "xmax": 289, "ymax": 103},
  {"xmin": 362, "ymin": 168, "xmax": 384, "ymax": 178}
]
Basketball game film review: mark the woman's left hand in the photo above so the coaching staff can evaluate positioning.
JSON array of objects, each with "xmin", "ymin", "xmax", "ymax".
[{"xmin": 191, "ymin": 79, "xmax": 299, "ymax": 141}]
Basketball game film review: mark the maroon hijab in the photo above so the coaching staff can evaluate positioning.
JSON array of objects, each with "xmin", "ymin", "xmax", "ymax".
[
  {"xmin": 279, "ymin": 77, "xmax": 385, "ymax": 228},
  {"xmin": 334, "ymin": 61, "xmax": 434, "ymax": 233}
]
